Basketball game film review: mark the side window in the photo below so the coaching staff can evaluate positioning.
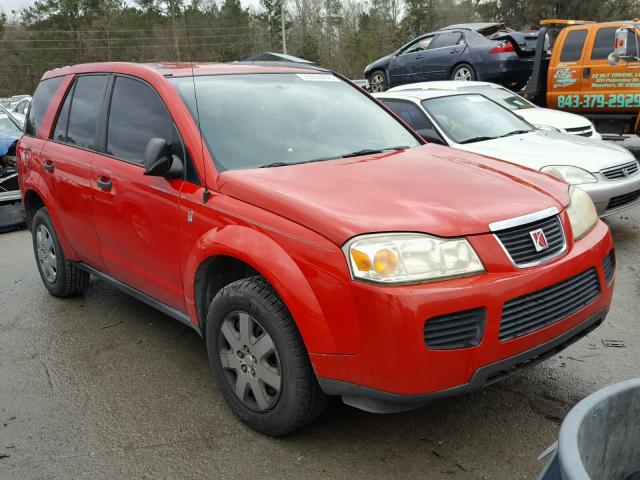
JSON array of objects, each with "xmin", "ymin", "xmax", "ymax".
[
  {"xmin": 106, "ymin": 76, "xmax": 175, "ymax": 165},
  {"xmin": 591, "ymin": 27, "xmax": 617, "ymax": 60},
  {"xmin": 381, "ymin": 99, "xmax": 435, "ymax": 131},
  {"xmin": 402, "ymin": 37, "xmax": 432, "ymax": 55},
  {"xmin": 430, "ymin": 32, "xmax": 464, "ymax": 49},
  {"xmin": 560, "ymin": 30, "xmax": 588, "ymax": 62},
  {"xmin": 66, "ymin": 75, "xmax": 108, "ymax": 149},
  {"xmin": 52, "ymin": 83, "xmax": 74, "ymax": 142},
  {"xmin": 25, "ymin": 76, "xmax": 63, "ymax": 136}
]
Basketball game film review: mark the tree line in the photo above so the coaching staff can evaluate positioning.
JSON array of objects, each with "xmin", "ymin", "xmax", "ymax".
[{"xmin": 0, "ymin": 0, "xmax": 637, "ymax": 96}]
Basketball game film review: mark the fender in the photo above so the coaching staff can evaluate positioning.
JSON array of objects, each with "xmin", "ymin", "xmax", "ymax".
[
  {"xmin": 21, "ymin": 177, "xmax": 80, "ymax": 261},
  {"xmin": 183, "ymin": 224, "xmax": 362, "ymax": 355}
]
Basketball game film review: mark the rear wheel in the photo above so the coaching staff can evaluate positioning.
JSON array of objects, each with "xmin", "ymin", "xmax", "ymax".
[
  {"xmin": 368, "ymin": 70, "xmax": 387, "ymax": 92},
  {"xmin": 206, "ymin": 276, "xmax": 327, "ymax": 436},
  {"xmin": 32, "ymin": 208, "xmax": 89, "ymax": 297},
  {"xmin": 451, "ymin": 63, "xmax": 476, "ymax": 82}
]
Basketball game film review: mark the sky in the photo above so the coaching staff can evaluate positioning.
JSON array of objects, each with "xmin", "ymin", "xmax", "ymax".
[{"xmin": 1, "ymin": 0, "xmax": 263, "ymax": 16}]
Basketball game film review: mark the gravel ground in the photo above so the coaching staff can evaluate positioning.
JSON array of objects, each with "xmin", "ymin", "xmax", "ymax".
[{"xmin": 1, "ymin": 147, "xmax": 639, "ymax": 479}]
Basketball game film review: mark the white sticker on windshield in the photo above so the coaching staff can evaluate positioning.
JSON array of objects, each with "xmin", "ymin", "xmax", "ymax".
[
  {"xmin": 468, "ymin": 96, "xmax": 488, "ymax": 102},
  {"xmin": 296, "ymin": 73, "xmax": 339, "ymax": 82}
]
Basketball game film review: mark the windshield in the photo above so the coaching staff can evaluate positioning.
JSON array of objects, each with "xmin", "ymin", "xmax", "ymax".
[
  {"xmin": 170, "ymin": 73, "xmax": 420, "ymax": 171},
  {"xmin": 0, "ymin": 114, "xmax": 21, "ymax": 134},
  {"xmin": 456, "ymin": 85, "xmax": 535, "ymax": 110},
  {"xmin": 422, "ymin": 94, "xmax": 533, "ymax": 144}
]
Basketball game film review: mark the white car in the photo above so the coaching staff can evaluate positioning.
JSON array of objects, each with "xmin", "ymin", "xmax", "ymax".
[
  {"xmin": 10, "ymin": 96, "xmax": 31, "ymax": 125},
  {"xmin": 375, "ymin": 89, "xmax": 640, "ymax": 216},
  {"xmin": 388, "ymin": 81, "xmax": 602, "ymax": 140}
]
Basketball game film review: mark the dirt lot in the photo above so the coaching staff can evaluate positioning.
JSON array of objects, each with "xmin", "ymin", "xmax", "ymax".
[{"xmin": 1, "ymin": 201, "xmax": 639, "ymax": 479}]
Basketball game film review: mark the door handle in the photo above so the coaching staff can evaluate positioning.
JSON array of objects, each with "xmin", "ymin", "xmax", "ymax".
[
  {"xmin": 583, "ymin": 67, "xmax": 591, "ymax": 78},
  {"xmin": 415, "ymin": 54, "xmax": 424, "ymax": 59},
  {"xmin": 43, "ymin": 159, "xmax": 55, "ymax": 173},
  {"xmin": 97, "ymin": 176, "xmax": 112, "ymax": 191}
]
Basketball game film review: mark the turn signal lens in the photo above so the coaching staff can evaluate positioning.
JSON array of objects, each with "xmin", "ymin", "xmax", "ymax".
[
  {"xmin": 373, "ymin": 248, "xmax": 399, "ymax": 276},
  {"xmin": 351, "ymin": 248, "xmax": 372, "ymax": 271}
]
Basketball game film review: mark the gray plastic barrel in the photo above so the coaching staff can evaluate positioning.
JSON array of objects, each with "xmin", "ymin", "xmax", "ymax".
[{"xmin": 539, "ymin": 378, "xmax": 640, "ymax": 480}]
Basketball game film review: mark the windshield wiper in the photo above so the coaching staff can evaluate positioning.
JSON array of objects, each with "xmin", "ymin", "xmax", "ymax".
[
  {"xmin": 340, "ymin": 146, "xmax": 410, "ymax": 158},
  {"xmin": 459, "ymin": 136, "xmax": 496, "ymax": 144},
  {"xmin": 500, "ymin": 129, "xmax": 531, "ymax": 137},
  {"xmin": 260, "ymin": 162, "xmax": 290, "ymax": 168}
]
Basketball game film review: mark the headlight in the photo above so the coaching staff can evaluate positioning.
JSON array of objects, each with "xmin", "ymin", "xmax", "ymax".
[
  {"xmin": 541, "ymin": 165, "xmax": 598, "ymax": 185},
  {"xmin": 535, "ymin": 124, "xmax": 562, "ymax": 132},
  {"xmin": 343, "ymin": 233, "xmax": 484, "ymax": 284},
  {"xmin": 566, "ymin": 186, "xmax": 598, "ymax": 241}
]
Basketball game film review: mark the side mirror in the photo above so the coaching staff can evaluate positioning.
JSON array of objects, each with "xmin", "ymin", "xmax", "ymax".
[
  {"xmin": 609, "ymin": 27, "xmax": 631, "ymax": 65},
  {"xmin": 143, "ymin": 137, "xmax": 184, "ymax": 178},
  {"xmin": 608, "ymin": 52, "xmax": 621, "ymax": 66},
  {"xmin": 614, "ymin": 27, "xmax": 629, "ymax": 56},
  {"xmin": 417, "ymin": 128, "xmax": 446, "ymax": 145}
]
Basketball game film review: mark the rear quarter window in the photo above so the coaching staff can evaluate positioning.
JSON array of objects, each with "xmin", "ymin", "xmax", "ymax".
[
  {"xmin": 25, "ymin": 76, "xmax": 63, "ymax": 136},
  {"xmin": 559, "ymin": 30, "xmax": 588, "ymax": 62}
]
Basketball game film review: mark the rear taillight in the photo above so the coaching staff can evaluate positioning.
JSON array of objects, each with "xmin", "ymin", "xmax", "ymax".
[{"xmin": 490, "ymin": 42, "xmax": 515, "ymax": 54}]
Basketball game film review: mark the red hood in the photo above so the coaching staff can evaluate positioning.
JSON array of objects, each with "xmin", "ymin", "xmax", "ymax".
[{"xmin": 217, "ymin": 144, "xmax": 569, "ymax": 246}]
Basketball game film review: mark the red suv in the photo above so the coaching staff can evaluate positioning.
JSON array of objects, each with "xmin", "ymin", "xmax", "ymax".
[{"xmin": 18, "ymin": 62, "xmax": 615, "ymax": 436}]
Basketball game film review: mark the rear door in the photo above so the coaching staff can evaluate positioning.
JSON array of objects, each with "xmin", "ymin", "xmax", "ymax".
[
  {"xmin": 39, "ymin": 74, "xmax": 109, "ymax": 270},
  {"xmin": 580, "ymin": 24, "xmax": 640, "ymax": 113},
  {"xmin": 91, "ymin": 75, "xmax": 186, "ymax": 311},
  {"xmin": 389, "ymin": 36, "xmax": 434, "ymax": 86},
  {"xmin": 547, "ymin": 28, "xmax": 589, "ymax": 111},
  {"xmin": 17, "ymin": 77, "xmax": 64, "ymax": 200},
  {"xmin": 422, "ymin": 31, "xmax": 466, "ymax": 80}
]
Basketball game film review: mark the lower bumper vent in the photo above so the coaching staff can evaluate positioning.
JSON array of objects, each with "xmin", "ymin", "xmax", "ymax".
[{"xmin": 424, "ymin": 308, "xmax": 486, "ymax": 350}]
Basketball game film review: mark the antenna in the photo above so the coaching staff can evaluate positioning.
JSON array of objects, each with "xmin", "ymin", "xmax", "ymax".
[{"xmin": 183, "ymin": 8, "xmax": 211, "ymax": 204}]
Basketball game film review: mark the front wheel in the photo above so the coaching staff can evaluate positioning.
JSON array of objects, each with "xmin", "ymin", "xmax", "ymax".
[
  {"xmin": 451, "ymin": 63, "xmax": 476, "ymax": 82},
  {"xmin": 368, "ymin": 70, "xmax": 387, "ymax": 92},
  {"xmin": 205, "ymin": 276, "xmax": 328, "ymax": 436}
]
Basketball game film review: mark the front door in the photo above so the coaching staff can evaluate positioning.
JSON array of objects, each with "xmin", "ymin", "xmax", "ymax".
[
  {"xmin": 91, "ymin": 75, "xmax": 186, "ymax": 311},
  {"xmin": 389, "ymin": 36, "xmax": 434, "ymax": 86},
  {"xmin": 580, "ymin": 24, "xmax": 640, "ymax": 113}
]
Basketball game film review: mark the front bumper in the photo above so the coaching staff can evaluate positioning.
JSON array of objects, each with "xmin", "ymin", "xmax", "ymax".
[
  {"xmin": 311, "ymin": 219, "xmax": 614, "ymax": 412},
  {"xmin": 580, "ymin": 173, "xmax": 640, "ymax": 216}
]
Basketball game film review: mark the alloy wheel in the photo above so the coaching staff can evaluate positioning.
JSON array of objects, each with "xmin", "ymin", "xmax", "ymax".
[
  {"xmin": 369, "ymin": 73, "xmax": 386, "ymax": 92},
  {"xmin": 453, "ymin": 67, "xmax": 473, "ymax": 81},
  {"xmin": 218, "ymin": 311, "xmax": 282, "ymax": 412},
  {"xmin": 36, "ymin": 224, "xmax": 57, "ymax": 283}
]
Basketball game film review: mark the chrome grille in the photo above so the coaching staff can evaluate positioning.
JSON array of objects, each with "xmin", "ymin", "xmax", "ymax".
[
  {"xmin": 601, "ymin": 161, "xmax": 639, "ymax": 180},
  {"xmin": 564, "ymin": 125, "xmax": 594, "ymax": 137},
  {"xmin": 494, "ymin": 215, "xmax": 566, "ymax": 267}
]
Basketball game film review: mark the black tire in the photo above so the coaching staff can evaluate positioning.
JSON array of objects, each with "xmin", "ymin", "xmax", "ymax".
[
  {"xmin": 205, "ymin": 276, "xmax": 328, "ymax": 436},
  {"xmin": 451, "ymin": 63, "xmax": 476, "ymax": 82},
  {"xmin": 31, "ymin": 208, "xmax": 89, "ymax": 297},
  {"xmin": 368, "ymin": 70, "xmax": 387, "ymax": 92},
  {"xmin": 0, "ymin": 202, "xmax": 26, "ymax": 234}
]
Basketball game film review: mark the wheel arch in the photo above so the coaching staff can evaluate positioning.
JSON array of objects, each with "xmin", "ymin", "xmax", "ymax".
[
  {"xmin": 186, "ymin": 225, "xmax": 348, "ymax": 354},
  {"xmin": 449, "ymin": 61, "xmax": 477, "ymax": 81},
  {"xmin": 21, "ymin": 183, "xmax": 79, "ymax": 260}
]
